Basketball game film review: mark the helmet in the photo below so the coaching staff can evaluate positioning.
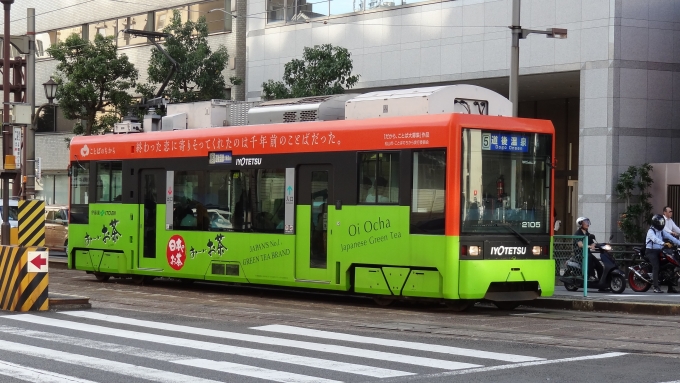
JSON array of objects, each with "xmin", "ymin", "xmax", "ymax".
[
  {"xmin": 576, "ymin": 217, "xmax": 590, "ymax": 228},
  {"xmin": 651, "ymin": 214, "xmax": 666, "ymax": 231}
]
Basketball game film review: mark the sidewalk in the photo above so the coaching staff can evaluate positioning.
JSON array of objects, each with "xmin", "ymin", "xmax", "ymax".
[{"xmin": 523, "ymin": 287, "xmax": 680, "ymax": 315}]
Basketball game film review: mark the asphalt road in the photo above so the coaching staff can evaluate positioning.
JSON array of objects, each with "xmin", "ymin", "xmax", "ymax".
[{"xmin": 0, "ymin": 267, "xmax": 679, "ymax": 383}]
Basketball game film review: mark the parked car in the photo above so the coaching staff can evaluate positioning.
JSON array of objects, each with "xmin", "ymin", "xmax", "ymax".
[
  {"xmin": 45, "ymin": 205, "xmax": 68, "ymax": 252},
  {"xmin": 0, "ymin": 199, "xmax": 19, "ymax": 228}
]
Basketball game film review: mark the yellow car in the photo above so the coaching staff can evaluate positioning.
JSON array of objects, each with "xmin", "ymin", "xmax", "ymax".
[{"xmin": 45, "ymin": 205, "xmax": 68, "ymax": 253}]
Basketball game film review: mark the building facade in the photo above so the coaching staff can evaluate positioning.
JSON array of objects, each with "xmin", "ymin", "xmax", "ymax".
[
  {"xmin": 246, "ymin": 0, "xmax": 680, "ymax": 241},
  {"xmin": 4, "ymin": 0, "xmax": 246, "ymax": 204}
]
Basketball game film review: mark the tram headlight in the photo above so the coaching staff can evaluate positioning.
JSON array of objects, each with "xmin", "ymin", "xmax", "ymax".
[
  {"xmin": 469, "ymin": 246, "xmax": 481, "ymax": 256},
  {"xmin": 532, "ymin": 246, "xmax": 542, "ymax": 255}
]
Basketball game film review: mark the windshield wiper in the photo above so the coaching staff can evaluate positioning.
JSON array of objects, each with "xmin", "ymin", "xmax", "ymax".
[{"xmin": 495, "ymin": 223, "xmax": 531, "ymax": 245}]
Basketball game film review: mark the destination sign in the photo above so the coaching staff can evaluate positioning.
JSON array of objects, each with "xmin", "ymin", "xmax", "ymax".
[{"xmin": 481, "ymin": 133, "xmax": 528, "ymax": 153}]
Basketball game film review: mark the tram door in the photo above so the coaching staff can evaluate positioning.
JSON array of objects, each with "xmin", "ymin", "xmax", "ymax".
[
  {"xmin": 138, "ymin": 169, "xmax": 165, "ymax": 269},
  {"xmin": 296, "ymin": 165, "xmax": 334, "ymax": 283}
]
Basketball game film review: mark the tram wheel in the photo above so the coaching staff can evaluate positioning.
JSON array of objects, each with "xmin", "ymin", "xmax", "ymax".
[
  {"xmin": 130, "ymin": 275, "xmax": 148, "ymax": 285},
  {"xmin": 372, "ymin": 296, "xmax": 395, "ymax": 306},
  {"xmin": 493, "ymin": 301, "xmax": 520, "ymax": 310},
  {"xmin": 444, "ymin": 300, "xmax": 474, "ymax": 312},
  {"xmin": 94, "ymin": 273, "xmax": 109, "ymax": 282}
]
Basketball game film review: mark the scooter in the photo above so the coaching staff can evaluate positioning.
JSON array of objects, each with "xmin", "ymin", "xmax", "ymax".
[{"xmin": 559, "ymin": 234, "xmax": 627, "ymax": 294}]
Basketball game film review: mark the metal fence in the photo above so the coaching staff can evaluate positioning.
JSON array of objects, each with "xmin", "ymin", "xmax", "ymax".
[{"xmin": 554, "ymin": 235, "xmax": 589, "ymax": 296}]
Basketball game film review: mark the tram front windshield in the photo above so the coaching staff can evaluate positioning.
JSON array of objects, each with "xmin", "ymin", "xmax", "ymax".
[{"xmin": 461, "ymin": 129, "xmax": 552, "ymax": 235}]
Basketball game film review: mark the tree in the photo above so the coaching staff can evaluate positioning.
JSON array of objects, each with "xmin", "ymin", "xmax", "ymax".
[
  {"xmin": 262, "ymin": 44, "xmax": 360, "ymax": 100},
  {"xmin": 140, "ymin": 10, "xmax": 229, "ymax": 103},
  {"xmin": 47, "ymin": 34, "xmax": 138, "ymax": 136},
  {"xmin": 616, "ymin": 163, "xmax": 654, "ymax": 242}
]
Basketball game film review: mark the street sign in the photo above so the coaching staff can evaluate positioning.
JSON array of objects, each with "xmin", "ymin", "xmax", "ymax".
[
  {"xmin": 35, "ymin": 157, "xmax": 41, "ymax": 180},
  {"xmin": 27, "ymin": 251, "xmax": 48, "ymax": 273},
  {"xmin": 13, "ymin": 126, "xmax": 21, "ymax": 168}
]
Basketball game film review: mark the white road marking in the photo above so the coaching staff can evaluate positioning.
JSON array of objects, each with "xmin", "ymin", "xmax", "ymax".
[
  {"xmin": 509, "ymin": 312, "xmax": 542, "ymax": 316},
  {"xmin": 383, "ymin": 352, "xmax": 628, "ymax": 381},
  {"xmin": 655, "ymin": 381, "xmax": 680, "ymax": 383},
  {"xmin": 0, "ymin": 325, "xmax": 343, "ymax": 383},
  {"xmin": 58, "ymin": 311, "xmax": 481, "ymax": 370},
  {"xmin": 0, "ymin": 339, "xmax": 224, "ymax": 383},
  {"xmin": 0, "ymin": 360, "xmax": 98, "ymax": 383},
  {"xmin": 252, "ymin": 324, "xmax": 543, "ymax": 363},
  {"xmin": 3, "ymin": 314, "xmax": 415, "ymax": 378}
]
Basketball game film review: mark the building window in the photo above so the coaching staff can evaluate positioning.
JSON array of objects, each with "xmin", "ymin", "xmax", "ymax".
[
  {"xmin": 266, "ymin": 0, "xmax": 434, "ymax": 23},
  {"xmin": 88, "ymin": 20, "xmax": 117, "ymax": 42},
  {"xmin": 411, "ymin": 150, "xmax": 446, "ymax": 234},
  {"xmin": 95, "ymin": 162, "xmax": 123, "ymax": 203},
  {"xmin": 55, "ymin": 26, "xmax": 83, "ymax": 43},
  {"xmin": 156, "ymin": 7, "xmax": 189, "ymax": 32},
  {"xmin": 268, "ymin": 0, "xmax": 286, "ymax": 22},
  {"xmin": 35, "ymin": 26, "xmax": 82, "ymax": 58},
  {"xmin": 359, "ymin": 152, "xmax": 399, "ymax": 204},
  {"xmin": 118, "ymin": 14, "xmax": 151, "ymax": 46},
  {"xmin": 190, "ymin": 0, "xmax": 231, "ymax": 34}
]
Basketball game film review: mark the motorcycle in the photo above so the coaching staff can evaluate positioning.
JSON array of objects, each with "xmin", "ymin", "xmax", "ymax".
[
  {"xmin": 628, "ymin": 244, "xmax": 680, "ymax": 292},
  {"xmin": 559, "ymin": 235, "xmax": 627, "ymax": 294}
]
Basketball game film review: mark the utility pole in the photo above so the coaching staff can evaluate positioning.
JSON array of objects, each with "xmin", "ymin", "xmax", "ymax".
[
  {"xmin": 509, "ymin": 0, "xmax": 520, "ymax": 118},
  {"xmin": 25, "ymin": 8, "xmax": 35, "ymax": 199},
  {"xmin": 1, "ymin": 0, "xmax": 14, "ymax": 245}
]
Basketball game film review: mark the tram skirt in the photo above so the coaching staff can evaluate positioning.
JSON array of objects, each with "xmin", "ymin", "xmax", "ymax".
[{"xmin": 0, "ymin": 246, "xmax": 49, "ymax": 311}]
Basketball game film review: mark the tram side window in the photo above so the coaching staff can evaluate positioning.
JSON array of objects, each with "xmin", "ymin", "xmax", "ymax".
[
  {"xmin": 95, "ymin": 162, "xmax": 123, "ymax": 203},
  {"xmin": 358, "ymin": 152, "xmax": 400, "ymax": 204},
  {"xmin": 70, "ymin": 162, "xmax": 90, "ymax": 224},
  {"xmin": 174, "ymin": 171, "xmax": 207, "ymax": 231},
  {"xmin": 411, "ymin": 150, "xmax": 446, "ymax": 234},
  {"xmin": 228, "ymin": 169, "xmax": 285, "ymax": 233}
]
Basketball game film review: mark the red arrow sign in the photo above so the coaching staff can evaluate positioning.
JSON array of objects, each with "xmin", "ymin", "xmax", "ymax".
[{"xmin": 30, "ymin": 253, "xmax": 47, "ymax": 269}]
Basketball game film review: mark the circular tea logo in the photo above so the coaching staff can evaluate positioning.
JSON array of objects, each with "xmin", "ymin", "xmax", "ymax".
[{"xmin": 166, "ymin": 235, "xmax": 186, "ymax": 271}]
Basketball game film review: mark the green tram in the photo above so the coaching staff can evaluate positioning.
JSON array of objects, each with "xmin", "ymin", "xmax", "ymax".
[{"xmin": 67, "ymin": 113, "xmax": 555, "ymax": 309}]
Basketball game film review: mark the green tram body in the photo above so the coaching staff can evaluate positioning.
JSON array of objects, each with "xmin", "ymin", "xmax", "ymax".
[{"xmin": 67, "ymin": 113, "xmax": 555, "ymax": 304}]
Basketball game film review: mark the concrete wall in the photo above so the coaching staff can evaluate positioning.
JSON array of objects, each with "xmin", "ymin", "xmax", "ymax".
[{"xmin": 580, "ymin": 0, "xmax": 680, "ymax": 242}]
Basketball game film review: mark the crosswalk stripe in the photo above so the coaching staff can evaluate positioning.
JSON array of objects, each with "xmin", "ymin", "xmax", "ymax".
[
  {"xmin": 59, "ymin": 311, "xmax": 482, "ymax": 370},
  {"xmin": 4, "ymin": 314, "xmax": 414, "ymax": 378},
  {"xmin": 0, "ymin": 325, "xmax": 342, "ymax": 383},
  {"xmin": 0, "ymin": 360, "xmax": 99, "ymax": 383},
  {"xmin": 0, "ymin": 339, "xmax": 224, "ymax": 383},
  {"xmin": 252, "ymin": 325, "xmax": 544, "ymax": 363}
]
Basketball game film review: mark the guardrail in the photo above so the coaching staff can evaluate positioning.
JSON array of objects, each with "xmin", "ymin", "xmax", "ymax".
[{"xmin": 554, "ymin": 235, "xmax": 589, "ymax": 296}]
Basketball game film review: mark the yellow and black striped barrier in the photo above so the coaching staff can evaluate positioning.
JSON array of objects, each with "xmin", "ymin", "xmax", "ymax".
[
  {"xmin": 18, "ymin": 200, "xmax": 45, "ymax": 247},
  {"xmin": 0, "ymin": 246, "xmax": 49, "ymax": 311}
]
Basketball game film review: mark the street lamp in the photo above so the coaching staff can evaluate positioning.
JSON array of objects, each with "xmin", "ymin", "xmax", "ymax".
[
  {"xmin": 42, "ymin": 78, "xmax": 58, "ymax": 105},
  {"xmin": 208, "ymin": 8, "xmax": 237, "ymax": 18},
  {"xmin": 509, "ymin": 0, "xmax": 567, "ymax": 117}
]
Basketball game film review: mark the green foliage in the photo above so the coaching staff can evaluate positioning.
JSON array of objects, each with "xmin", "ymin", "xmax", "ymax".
[
  {"xmin": 261, "ymin": 44, "xmax": 360, "ymax": 100},
  {"xmin": 47, "ymin": 33, "xmax": 138, "ymax": 136},
  {"xmin": 229, "ymin": 76, "xmax": 243, "ymax": 86},
  {"xmin": 616, "ymin": 163, "xmax": 654, "ymax": 242},
  {"xmin": 140, "ymin": 10, "xmax": 229, "ymax": 102}
]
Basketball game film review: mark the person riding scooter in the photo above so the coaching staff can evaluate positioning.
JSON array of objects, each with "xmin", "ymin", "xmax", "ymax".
[
  {"xmin": 646, "ymin": 214, "xmax": 680, "ymax": 293},
  {"xmin": 573, "ymin": 217, "xmax": 603, "ymax": 282}
]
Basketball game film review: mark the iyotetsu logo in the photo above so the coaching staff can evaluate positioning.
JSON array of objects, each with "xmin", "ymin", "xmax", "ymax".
[{"xmin": 80, "ymin": 145, "xmax": 90, "ymax": 157}]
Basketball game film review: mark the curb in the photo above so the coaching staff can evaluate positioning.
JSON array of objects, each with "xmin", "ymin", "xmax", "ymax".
[
  {"xmin": 523, "ymin": 298, "xmax": 680, "ymax": 316},
  {"xmin": 49, "ymin": 258, "xmax": 68, "ymax": 269},
  {"xmin": 49, "ymin": 293, "xmax": 91, "ymax": 311}
]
